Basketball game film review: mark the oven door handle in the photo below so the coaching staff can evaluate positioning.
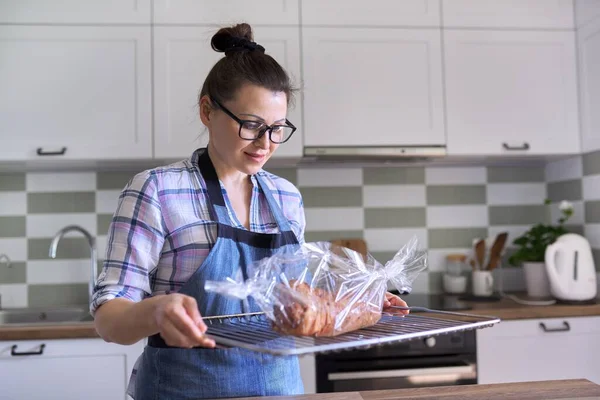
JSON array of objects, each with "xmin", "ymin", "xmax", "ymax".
[{"xmin": 327, "ymin": 364, "xmax": 475, "ymax": 381}]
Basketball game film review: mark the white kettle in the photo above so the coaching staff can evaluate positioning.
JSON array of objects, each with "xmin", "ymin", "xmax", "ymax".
[{"xmin": 545, "ymin": 233, "xmax": 597, "ymax": 302}]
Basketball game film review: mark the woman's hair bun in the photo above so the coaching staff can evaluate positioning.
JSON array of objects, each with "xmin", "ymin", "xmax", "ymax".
[{"xmin": 211, "ymin": 23, "xmax": 265, "ymax": 56}]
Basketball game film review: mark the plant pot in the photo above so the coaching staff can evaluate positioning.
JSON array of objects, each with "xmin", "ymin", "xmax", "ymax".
[{"xmin": 523, "ymin": 262, "xmax": 552, "ymax": 298}]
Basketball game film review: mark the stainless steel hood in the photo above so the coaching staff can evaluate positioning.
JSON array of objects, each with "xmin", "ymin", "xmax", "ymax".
[{"xmin": 301, "ymin": 146, "xmax": 447, "ymax": 164}]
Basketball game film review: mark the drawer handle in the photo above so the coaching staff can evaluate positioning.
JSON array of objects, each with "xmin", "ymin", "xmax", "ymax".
[
  {"xmin": 11, "ymin": 344, "xmax": 46, "ymax": 356},
  {"xmin": 539, "ymin": 321, "xmax": 570, "ymax": 333},
  {"xmin": 37, "ymin": 147, "xmax": 67, "ymax": 156},
  {"xmin": 502, "ymin": 142, "xmax": 530, "ymax": 151}
]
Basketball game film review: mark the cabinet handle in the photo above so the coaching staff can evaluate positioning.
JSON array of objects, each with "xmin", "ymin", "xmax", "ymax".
[
  {"xmin": 36, "ymin": 147, "xmax": 67, "ymax": 156},
  {"xmin": 11, "ymin": 344, "xmax": 46, "ymax": 356},
  {"xmin": 502, "ymin": 142, "xmax": 530, "ymax": 151},
  {"xmin": 539, "ymin": 321, "xmax": 570, "ymax": 333}
]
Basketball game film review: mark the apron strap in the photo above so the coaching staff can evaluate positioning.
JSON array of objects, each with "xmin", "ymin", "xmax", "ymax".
[{"xmin": 255, "ymin": 174, "xmax": 295, "ymax": 233}]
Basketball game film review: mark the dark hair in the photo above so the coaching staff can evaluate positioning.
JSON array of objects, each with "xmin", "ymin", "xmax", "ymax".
[{"xmin": 199, "ymin": 23, "xmax": 297, "ymax": 109}]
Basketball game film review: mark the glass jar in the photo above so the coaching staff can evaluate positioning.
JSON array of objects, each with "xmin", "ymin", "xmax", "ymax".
[{"xmin": 445, "ymin": 253, "xmax": 467, "ymax": 277}]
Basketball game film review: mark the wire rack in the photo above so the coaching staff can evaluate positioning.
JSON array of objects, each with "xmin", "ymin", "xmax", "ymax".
[{"xmin": 203, "ymin": 307, "xmax": 501, "ymax": 356}]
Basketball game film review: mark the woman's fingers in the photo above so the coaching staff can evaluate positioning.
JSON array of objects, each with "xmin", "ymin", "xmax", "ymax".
[
  {"xmin": 383, "ymin": 292, "xmax": 410, "ymax": 315},
  {"xmin": 160, "ymin": 318, "xmax": 196, "ymax": 348}
]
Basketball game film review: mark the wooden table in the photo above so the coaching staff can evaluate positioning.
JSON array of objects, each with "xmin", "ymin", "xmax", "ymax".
[{"xmin": 231, "ymin": 379, "xmax": 600, "ymax": 400}]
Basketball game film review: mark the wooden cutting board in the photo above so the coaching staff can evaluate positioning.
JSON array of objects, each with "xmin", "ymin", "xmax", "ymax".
[{"xmin": 330, "ymin": 238, "xmax": 368, "ymax": 259}]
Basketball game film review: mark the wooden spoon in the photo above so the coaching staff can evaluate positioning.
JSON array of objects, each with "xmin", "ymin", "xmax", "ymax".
[
  {"xmin": 487, "ymin": 232, "xmax": 508, "ymax": 271},
  {"xmin": 474, "ymin": 239, "xmax": 486, "ymax": 270}
]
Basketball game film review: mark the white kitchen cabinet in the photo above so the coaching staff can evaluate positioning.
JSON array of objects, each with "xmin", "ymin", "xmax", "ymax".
[
  {"xmin": 577, "ymin": 16, "xmax": 600, "ymax": 153},
  {"xmin": 442, "ymin": 0, "xmax": 574, "ymax": 29},
  {"xmin": 0, "ymin": 338, "xmax": 145, "ymax": 400},
  {"xmin": 152, "ymin": 26, "xmax": 303, "ymax": 160},
  {"xmin": 0, "ymin": 0, "xmax": 151, "ymax": 24},
  {"xmin": 153, "ymin": 0, "xmax": 299, "ymax": 25},
  {"xmin": 0, "ymin": 25, "xmax": 153, "ymax": 161},
  {"xmin": 575, "ymin": 0, "xmax": 600, "ymax": 29},
  {"xmin": 302, "ymin": 28, "xmax": 445, "ymax": 148},
  {"xmin": 301, "ymin": 0, "xmax": 440, "ymax": 27},
  {"xmin": 445, "ymin": 30, "xmax": 580, "ymax": 156},
  {"xmin": 477, "ymin": 316, "xmax": 600, "ymax": 385}
]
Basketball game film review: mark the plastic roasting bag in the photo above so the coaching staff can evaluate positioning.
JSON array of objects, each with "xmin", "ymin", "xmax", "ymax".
[{"xmin": 204, "ymin": 236, "xmax": 427, "ymax": 337}]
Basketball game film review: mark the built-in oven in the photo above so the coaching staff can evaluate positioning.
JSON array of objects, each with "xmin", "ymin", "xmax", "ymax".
[{"xmin": 315, "ymin": 294, "xmax": 477, "ymax": 393}]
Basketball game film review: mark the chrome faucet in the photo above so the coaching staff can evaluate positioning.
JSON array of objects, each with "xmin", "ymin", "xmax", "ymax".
[{"xmin": 49, "ymin": 225, "xmax": 97, "ymax": 307}]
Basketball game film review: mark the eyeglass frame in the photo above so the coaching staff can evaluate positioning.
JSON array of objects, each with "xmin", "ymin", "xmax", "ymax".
[{"xmin": 211, "ymin": 98, "xmax": 297, "ymax": 144}]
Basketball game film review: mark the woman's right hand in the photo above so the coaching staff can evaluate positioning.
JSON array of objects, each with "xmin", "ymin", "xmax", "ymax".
[{"xmin": 153, "ymin": 294, "xmax": 216, "ymax": 348}]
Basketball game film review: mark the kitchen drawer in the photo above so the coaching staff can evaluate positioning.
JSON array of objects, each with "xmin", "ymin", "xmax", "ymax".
[{"xmin": 481, "ymin": 316, "xmax": 600, "ymax": 339}]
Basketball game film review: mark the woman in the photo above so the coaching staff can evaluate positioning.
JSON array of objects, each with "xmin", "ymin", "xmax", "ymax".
[{"xmin": 91, "ymin": 23, "xmax": 408, "ymax": 399}]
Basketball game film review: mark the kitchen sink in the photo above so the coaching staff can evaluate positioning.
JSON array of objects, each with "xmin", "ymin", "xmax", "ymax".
[{"xmin": 0, "ymin": 307, "xmax": 93, "ymax": 325}]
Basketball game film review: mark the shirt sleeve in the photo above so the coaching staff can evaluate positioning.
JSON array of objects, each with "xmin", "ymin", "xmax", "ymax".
[
  {"xmin": 294, "ymin": 193, "xmax": 306, "ymax": 246},
  {"xmin": 90, "ymin": 171, "xmax": 165, "ymax": 316}
]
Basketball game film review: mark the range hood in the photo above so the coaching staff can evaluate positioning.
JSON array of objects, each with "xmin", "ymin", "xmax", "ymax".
[{"xmin": 301, "ymin": 146, "xmax": 447, "ymax": 164}]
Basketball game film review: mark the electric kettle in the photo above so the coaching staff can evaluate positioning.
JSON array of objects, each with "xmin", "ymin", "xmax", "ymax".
[{"xmin": 545, "ymin": 233, "xmax": 597, "ymax": 302}]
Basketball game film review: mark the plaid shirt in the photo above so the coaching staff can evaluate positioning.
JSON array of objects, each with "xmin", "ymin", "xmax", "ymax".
[{"xmin": 91, "ymin": 149, "xmax": 305, "ymax": 315}]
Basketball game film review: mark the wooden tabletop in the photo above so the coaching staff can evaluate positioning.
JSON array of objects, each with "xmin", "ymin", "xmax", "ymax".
[
  {"xmin": 232, "ymin": 379, "xmax": 600, "ymax": 400},
  {"xmin": 0, "ymin": 322, "xmax": 99, "ymax": 341}
]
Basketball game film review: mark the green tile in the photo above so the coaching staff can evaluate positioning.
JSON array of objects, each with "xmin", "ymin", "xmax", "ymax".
[
  {"xmin": 28, "ymin": 283, "xmax": 88, "ymax": 307},
  {"xmin": 97, "ymin": 214, "xmax": 113, "ymax": 236},
  {"xmin": 363, "ymin": 167, "xmax": 425, "ymax": 185},
  {"xmin": 428, "ymin": 271, "xmax": 443, "ymax": 293},
  {"xmin": 0, "ymin": 216, "xmax": 26, "ymax": 237},
  {"xmin": 489, "ymin": 205, "xmax": 546, "ymax": 225},
  {"xmin": 583, "ymin": 150, "xmax": 600, "ymax": 176},
  {"xmin": 501, "ymin": 247, "xmax": 520, "ymax": 267},
  {"xmin": 264, "ymin": 168, "xmax": 298, "ymax": 186},
  {"xmin": 28, "ymin": 192, "xmax": 95, "ymax": 214},
  {"xmin": 585, "ymin": 200, "xmax": 600, "ymax": 223},
  {"xmin": 364, "ymin": 208, "xmax": 426, "ymax": 228},
  {"xmin": 0, "ymin": 173, "xmax": 26, "ymax": 191},
  {"xmin": 487, "ymin": 166, "xmax": 545, "ymax": 183},
  {"xmin": 428, "ymin": 227, "xmax": 488, "ymax": 249},
  {"xmin": 593, "ymin": 249, "xmax": 600, "ymax": 272},
  {"xmin": 97, "ymin": 172, "xmax": 134, "ymax": 190},
  {"xmin": 0, "ymin": 261, "xmax": 26, "ymax": 284},
  {"xmin": 565, "ymin": 225, "xmax": 584, "ymax": 236},
  {"xmin": 29, "ymin": 237, "xmax": 92, "ymax": 260},
  {"xmin": 300, "ymin": 187, "xmax": 362, "ymax": 207},
  {"xmin": 547, "ymin": 180, "xmax": 582, "ymax": 202},
  {"xmin": 426, "ymin": 185, "xmax": 486, "ymax": 205},
  {"xmin": 370, "ymin": 251, "xmax": 398, "ymax": 265},
  {"xmin": 304, "ymin": 230, "xmax": 363, "ymax": 243}
]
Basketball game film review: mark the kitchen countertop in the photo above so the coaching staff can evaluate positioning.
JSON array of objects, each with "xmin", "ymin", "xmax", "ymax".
[
  {"xmin": 231, "ymin": 379, "xmax": 600, "ymax": 400},
  {"xmin": 1, "ymin": 292, "xmax": 599, "ymax": 341}
]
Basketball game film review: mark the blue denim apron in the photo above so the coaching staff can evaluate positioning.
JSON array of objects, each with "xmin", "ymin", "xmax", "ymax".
[{"xmin": 132, "ymin": 150, "xmax": 304, "ymax": 399}]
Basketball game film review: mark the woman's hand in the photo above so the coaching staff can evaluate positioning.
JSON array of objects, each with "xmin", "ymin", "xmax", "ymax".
[
  {"xmin": 383, "ymin": 292, "xmax": 410, "ymax": 315},
  {"xmin": 153, "ymin": 294, "xmax": 216, "ymax": 348}
]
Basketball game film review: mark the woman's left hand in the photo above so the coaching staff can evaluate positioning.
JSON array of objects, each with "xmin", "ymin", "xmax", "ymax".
[{"xmin": 383, "ymin": 292, "xmax": 410, "ymax": 315}]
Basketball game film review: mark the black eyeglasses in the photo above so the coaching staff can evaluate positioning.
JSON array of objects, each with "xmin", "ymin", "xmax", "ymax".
[{"xmin": 212, "ymin": 98, "xmax": 296, "ymax": 144}]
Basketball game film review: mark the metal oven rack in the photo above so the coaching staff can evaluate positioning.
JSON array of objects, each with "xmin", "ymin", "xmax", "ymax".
[{"xmin": 203, "ymin": 307, "xmax": 501, "ymax": 356}]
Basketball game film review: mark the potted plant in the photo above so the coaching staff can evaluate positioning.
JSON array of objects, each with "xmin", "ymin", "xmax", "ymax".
[{"xmin": 508, "ymin": 199, "xmax": 574, "ymax": 297}]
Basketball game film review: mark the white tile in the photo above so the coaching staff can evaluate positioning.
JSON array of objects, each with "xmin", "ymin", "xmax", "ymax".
[
  {"xmin": 96, "ymin": 236, "xmax": 108, "ymax": 261},
  {"xmin": 305, "ymin": 208, "xmax": 364, "ymax": 231},
  {"xmin": 364, "ymin": 228, "xmax": 428, "ymax": 252},
  {"xmin": 0, "ymin": 284, "xmax": 28, "ymax": 307},
  {"xmin": 0, "ymin": 238, "xmax": 27, "ymax": 261},
  {"xmin": 425, "ymin": 167, "xmax": 486, "ymax": 185},
  {"xmin": 426, "ymin": 205, "xmax": 488, "ymax": 228},
  {"xmin": 583, "ymin": 175, "xmax": 600, "ymax": 200},
  {"xmin": 426, "ymin": 249, "xmax": 472, "ymax": 272},
  {"xmin": 550, "ymin": 200, "xmax": 584, "ymax": 226},
  {"xmin": 407, "ymin": 273, "xmax": 430, "ymax": 294},
  {"xmin": 26, "ymin": 214, "xmax": 97, "ymax": 239},
  {"xmin": 486, "ymin": 183, "xmax": 546, "ymax": 205},
  {"xmin": 0, "ymin": 192, "xmax": 26, "ymax": 216},
  {"xmin": 585, "ymin": 224, "xmax": 600, "ymax": 248},
  {"xmin": 27, "ymin": 259, "xmax": 90, "ymax": 284},
  {"xmin": 96, "ymin": 190, "xmax": 121, "ymax": 214},
  {"xmin": 26, "ymin": 172, "xmax": 96, "ymax": 192},
  {"xmin": 545, "ymin": 156, "xmax": 583, "ymax": 183},
  {"xmin": 298, "ymin": 168, "xmax": 362, "ymax": 187},
  {"xmin": 363, "ymin": 185, "xmax": 426, "ymax": 208},
  {"xmin": 488, "ymin": 226, "xmax": 530, "ymax": 249}
]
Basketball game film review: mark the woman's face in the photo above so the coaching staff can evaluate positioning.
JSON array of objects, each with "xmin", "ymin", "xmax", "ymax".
[{"xmin": 201, "ymin": 84, "xmax": 288, "ymax": 176}]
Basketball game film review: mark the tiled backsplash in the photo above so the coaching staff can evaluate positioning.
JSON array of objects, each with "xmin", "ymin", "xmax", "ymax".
[{"xmin": 1, "ymin": 151, "xmax": 599, "ymax": 308}]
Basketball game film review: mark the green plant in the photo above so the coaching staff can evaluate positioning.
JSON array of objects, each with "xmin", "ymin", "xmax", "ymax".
[{"xmin": 508, "ymin": 199, "xmax": 574, "ymax": 266}]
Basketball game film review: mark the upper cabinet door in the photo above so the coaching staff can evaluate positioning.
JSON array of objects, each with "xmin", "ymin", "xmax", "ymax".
[
  {"xmin": 442, "ymin": 0, "xmax": 574, "ymax": 29},
  {"xmin": 0, "ymin": 0, "xmax": 151, "ymax": 24},
  {"xmin": 445, "ymin": 30, "xmax": 580, "ymax": 156},
  {"xmin": 302, "ymin": 28, "xmax": 445, "ymax": 147},
  {"xmin": 0, "ymin": 26, "xmax": 152, "ymax": 160},
  {"xmin": 575, "ymin": 0, "xmax": 600, "ymax": 29},
  {"xmin": 301, "ymin": 0, "xmax": 440, "ymax": 27},
  {"xmin": 153, "ymin": 0, "xmax": 299, "ymax": 25},
  {"xmin": 578, "ymin": 17, "xmax": 600, "ymax": 153},
  {"xmin": 153, "ymin": 26, "xmax": 303, "ymax": 160}
]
